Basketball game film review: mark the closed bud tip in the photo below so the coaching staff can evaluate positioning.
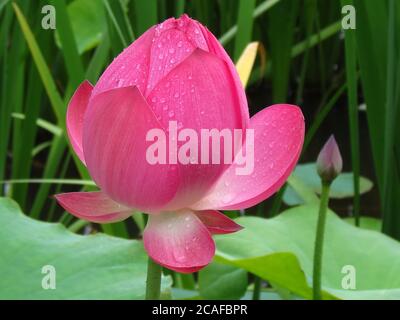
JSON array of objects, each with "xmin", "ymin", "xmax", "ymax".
[{"xmin": 316, "ymin": 135, "xmax": 342, "ymax": 184}]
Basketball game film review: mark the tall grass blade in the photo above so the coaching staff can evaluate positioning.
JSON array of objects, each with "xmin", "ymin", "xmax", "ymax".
[
  {"xmin": 341, "ymin": 0, "xmax": 360, "ymax": 225},
  {"xmin": 234, "ymin": 0, "xmax": 256, "ymax": 61}
]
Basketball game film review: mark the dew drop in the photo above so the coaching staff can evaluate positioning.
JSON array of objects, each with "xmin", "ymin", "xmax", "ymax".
[
  {"xmin": 170, "ymin": 58, "xmax": 176, "ymax": 64},
  {"xmin": 174, "ymin": 92, "xmax": 180, "ymax": 98},
  {"xmin": 158, "ymin": 53, "xmax": 164, "ymax": 59},
  {"xmin": 177, "ymin": 41, "xmax": 183, "ymax": 48},
  {"xmin": 169, "ymin": 48, "xmax": 175, "ymax": 54},
  {"xmin": 222, "ymin": 194, "xmax": 232, "ymax": 204},
  {"xmin": 160, "ymin": 97, "xmax": 166, "ymax": 103},
  {"xmin": 269, "ymin": 163, "xmax": 275, "ymax": 169},
  {"xmin": 151, "ymin": 97, "xmax": 157, "ymax": 103},
  {"xmin": 168, "ymin": 110, "xmax": 175, "ymax": 117}
]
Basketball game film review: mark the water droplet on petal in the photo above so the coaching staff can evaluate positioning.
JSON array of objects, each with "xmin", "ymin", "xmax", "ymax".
[
  {"xmin": 168, "ymin": 110, "xmax": 175, "ymax": 117},
  {"xmin": 269, "ymin": 163, "xmax": 274, "ymax": 169},
  {"xmin": 169, "ymin": 48, "xmax": 175, "ymax": 54},
  {"xmin": 222, "ymin": 194, "xmax": 232, "ymax": 204}
]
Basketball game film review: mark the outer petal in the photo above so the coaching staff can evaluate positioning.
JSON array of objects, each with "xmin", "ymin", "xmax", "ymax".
[
  {"xmin": 66, "ymin": 80, "xmax": 93, "ymax": 165},
  {"xmin": 192, "ymin": 104, "xmax": 305, "ymax": 210},
  {"xmin": 194, "ymin": 210, "xmax": 243, "ymax": 234},
  {"xmin": 83, "ymin": 86, "xmax": 180, "ymax": 213},
  {"xmin": 147, "ymin": 49, "xmax": 243, "ymax": 209},
  {"xmin": 197, "ymin": 21, "xmax": 250, "ymax": 127},
  {"xmin": 54, "ymin": 192, "xmax": 132, "ymax": 223},
  {"xmin": 92, "ymin": 27, "xmax": 155, "ymax": 96},
  {"xmin": 143, "ymin": 210, "xmax": 215, "ymax": 273}
]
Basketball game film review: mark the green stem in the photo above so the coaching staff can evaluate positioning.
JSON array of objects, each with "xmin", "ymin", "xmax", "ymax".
[
  {"xmin": 145, "ymin": 257, "xmax": 162, "ymax": 300},
  {"xmin": 252, "ymin": 276, "xmax": 261, "ymax": 300},
  {"xmin": 312, "ymin": 182, "xmax": 331, "ymax": 300}
]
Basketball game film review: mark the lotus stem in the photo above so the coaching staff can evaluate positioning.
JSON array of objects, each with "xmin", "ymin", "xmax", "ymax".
[
  {"xmin": 312, "ymin": 181, "xmax": 331, "ymax": 300},
  {"xmin": 145, "ymin": 257, "xmax": 162, "ymax": 300}
]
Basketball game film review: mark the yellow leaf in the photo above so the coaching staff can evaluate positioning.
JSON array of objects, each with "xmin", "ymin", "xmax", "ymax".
[{"xmin": 235, "ymin": 42, "xmax": 261, "ymax": 88}]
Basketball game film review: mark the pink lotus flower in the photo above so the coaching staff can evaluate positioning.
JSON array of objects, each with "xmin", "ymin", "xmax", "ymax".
[{"xmin": 55, "ymin": 15, "xmax": 304, "ymax": 273}]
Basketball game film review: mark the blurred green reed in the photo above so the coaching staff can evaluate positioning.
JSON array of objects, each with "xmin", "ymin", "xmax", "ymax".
[{"xmin": 0, "ymin": 0, "xmax": 399, "ymax": 286}]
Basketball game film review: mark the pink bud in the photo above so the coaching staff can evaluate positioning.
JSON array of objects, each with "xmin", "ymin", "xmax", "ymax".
[{"xmin": 317, "ymin": 135, "xmax": 343, "ymax": 183}]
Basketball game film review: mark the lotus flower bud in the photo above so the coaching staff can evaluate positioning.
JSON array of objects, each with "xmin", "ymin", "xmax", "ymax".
[
  {"xmin": 55, "ymin": 15, "xmax": 305, "ymax": 273},
  {"xmin": 317, "ymin": 135, "xmax": 343, "ymax": 184}
]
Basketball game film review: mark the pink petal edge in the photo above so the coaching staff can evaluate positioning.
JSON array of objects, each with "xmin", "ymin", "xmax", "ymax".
[
  {"xmin": 54, "ymin": 192, "xmax": 133, "ymax": 223},
  {"xmin": 66, "ymin": 80, "xmax": 93, "ymax": 165},
  {"xmin": 194, "ymin": 210, "xmax": 243, "ymax": 234}
]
